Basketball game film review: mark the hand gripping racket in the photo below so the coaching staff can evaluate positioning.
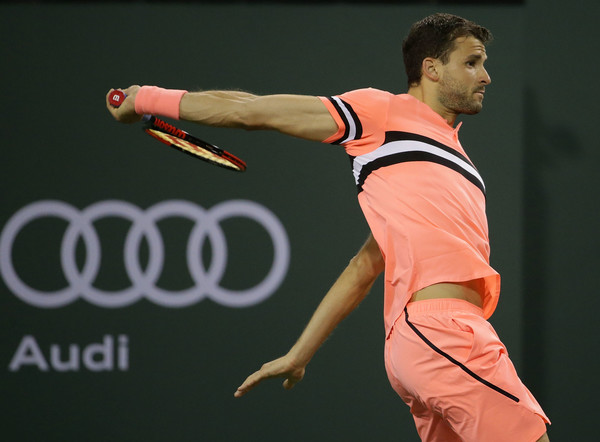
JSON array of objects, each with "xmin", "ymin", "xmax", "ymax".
[{"xmin": 108, "ymin": 90, "xmax": 246, "ymax": 172}]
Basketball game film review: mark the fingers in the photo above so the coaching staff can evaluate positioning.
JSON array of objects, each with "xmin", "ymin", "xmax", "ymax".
[
  {"xmin": 234, "ymin": 361, "xmax": 278, "ymax": 397},
  {"xmin": 282, "ymin": 377, "xmax": 299, "ymax": 390},
  {"xmin": 233, "ymin": 357, "xmax": 305, "ymax": 398},
  {"xmin": 106, "ymin": 85, "xmax": 143, "ymax": 124},
  {"xmin": 234, "ymin": 369, "xmax": 266, "ymax": 398}
]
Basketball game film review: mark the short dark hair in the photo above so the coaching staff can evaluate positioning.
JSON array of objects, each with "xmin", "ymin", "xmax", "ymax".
[{"xmin": 402, "ymin": 13, "xmax": 493, "ymax": 87}]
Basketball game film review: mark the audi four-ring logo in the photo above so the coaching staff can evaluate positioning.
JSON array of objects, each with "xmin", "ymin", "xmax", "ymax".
[{"xmin": 0, "ymin": 200, "xmax": 290, "ymax": 308}]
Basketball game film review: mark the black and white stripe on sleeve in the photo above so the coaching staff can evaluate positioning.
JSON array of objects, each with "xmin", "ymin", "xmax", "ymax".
[{"xmin": 326, "ymin": 96, "xmax": 363, "ymax": 145}]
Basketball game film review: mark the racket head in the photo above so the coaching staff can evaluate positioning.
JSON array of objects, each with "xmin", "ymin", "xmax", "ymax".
[{"xmin": 143, "ymin": 117, "xmax": 247, "ymax": 172}]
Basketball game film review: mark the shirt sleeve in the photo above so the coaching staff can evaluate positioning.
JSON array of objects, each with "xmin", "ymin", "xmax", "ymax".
[{"xmin": 319, "ymin": 88, "xmax": 391, "ymax": 156}]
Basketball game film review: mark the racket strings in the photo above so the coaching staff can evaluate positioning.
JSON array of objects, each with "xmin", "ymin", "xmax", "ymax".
[{"xmin": 146, "ymin": 129, "xmax": 245, "ymax": 171}]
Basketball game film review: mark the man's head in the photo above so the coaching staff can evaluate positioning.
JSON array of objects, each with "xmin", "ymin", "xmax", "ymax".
[{"xmin": 402, "ymin": 13, "xmax": 492, "ymax": 88}]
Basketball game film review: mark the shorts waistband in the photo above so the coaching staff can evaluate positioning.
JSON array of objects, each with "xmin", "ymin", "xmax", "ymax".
[{"xmin": 405, "ymin": 298, "xmax": 484, "ymax": 317}]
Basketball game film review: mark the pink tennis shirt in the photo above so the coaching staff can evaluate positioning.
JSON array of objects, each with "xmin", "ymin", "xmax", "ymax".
[{"xmin": 320, "ymin": 89, "xmax": 500, "ymax": 337}]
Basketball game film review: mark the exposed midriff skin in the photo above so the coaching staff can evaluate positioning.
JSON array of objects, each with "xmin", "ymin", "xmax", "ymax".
[{"xmin": 410, "ymin": 279, "xmax": 484, "ymax": 308}]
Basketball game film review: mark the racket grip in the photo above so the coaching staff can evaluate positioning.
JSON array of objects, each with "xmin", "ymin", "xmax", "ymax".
[
  {"xmin": 109, "ymin": 89, "xmax": 126, "ymax": 107},
  {"xmin": 109, "ymin": 90, "xmax": 150, "ymax": 122}
]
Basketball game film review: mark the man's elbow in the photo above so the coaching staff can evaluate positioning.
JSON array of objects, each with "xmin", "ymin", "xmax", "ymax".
[{"xmin": 349, "ymin": 251, "xmax": 384, "ymax": 283}]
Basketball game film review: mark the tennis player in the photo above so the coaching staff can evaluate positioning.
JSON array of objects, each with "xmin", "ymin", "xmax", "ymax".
[{"xmin": 107, "ymin": 13, "xmax": 550, "ymax": 441}]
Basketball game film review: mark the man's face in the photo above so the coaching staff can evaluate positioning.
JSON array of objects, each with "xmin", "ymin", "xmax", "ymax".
[{"xmin": 437, "ymin": 36, "xmax": 491, "ymax": 115}]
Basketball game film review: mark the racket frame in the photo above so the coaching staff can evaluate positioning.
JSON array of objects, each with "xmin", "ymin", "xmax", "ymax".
[
  {"xmin": 143, "ymin": 116, "xmax": 247, "ymax": 172},
  {"xmin": 109, "ymin": 89, "xmax": 246, "ymax": 172}
]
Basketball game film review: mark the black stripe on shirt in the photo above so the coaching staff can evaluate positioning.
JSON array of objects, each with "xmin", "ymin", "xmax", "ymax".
[
  {"xmin": 327, "ymin": 97, "xmax": 363, "ymax": 144},
  {"xmin": 343, "ymin": 99, "xmax": 363, "ymax": 141},
  {"xmin": 355, "ymin": 150, "xmax": 486, "ymax": 196},
  {"xmin": 327, "ymin": 97, "xmax": 350, "ymax": 145},
  {"xmin": 384, "ymin": 131, "xmax": 474, "ymax": 167},
  {"xmin": 355, "ymin": 131, "xmax": 485, "ymax": 196}
]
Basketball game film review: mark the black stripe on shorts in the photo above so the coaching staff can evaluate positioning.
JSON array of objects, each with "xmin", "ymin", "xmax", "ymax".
[{"xmin": 403, "ymin": 307, "xmax": 520, "ymax": 403}]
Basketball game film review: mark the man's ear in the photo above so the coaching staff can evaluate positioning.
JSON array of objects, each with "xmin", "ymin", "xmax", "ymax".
[{"xmin": 422, "ymin": 58, "xmax": 440, "ymax": 82}]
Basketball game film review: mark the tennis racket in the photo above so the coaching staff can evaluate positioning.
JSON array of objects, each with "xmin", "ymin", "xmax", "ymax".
[{"xmin": 108, "ymin": 90, "xmax": 246, "ymax": 172}]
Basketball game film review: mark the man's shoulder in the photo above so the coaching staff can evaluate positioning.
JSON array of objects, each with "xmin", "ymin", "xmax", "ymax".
[
  {"xmin": 335, "ymin": 88, "xmax": 407, "ymax": 113},
  {"xmin": 341, "ymin": 87, "xmax": 396, "ymax": 99}
]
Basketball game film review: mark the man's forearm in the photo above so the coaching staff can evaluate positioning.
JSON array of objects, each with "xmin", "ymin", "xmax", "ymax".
[
  {"xmin": 233, "ymin": 234, "xmax": 383, "ymax": 398},
  {"xmin": 179, "ymin": 90, "xmax": 257, "ymax": 128},
  {"xmin": 179, "ymin": 91, "xmax": 338, "ymax": 141},
  {"xmin": 287, "ymin": 236, "xmax": 384, "ymax": 367}
]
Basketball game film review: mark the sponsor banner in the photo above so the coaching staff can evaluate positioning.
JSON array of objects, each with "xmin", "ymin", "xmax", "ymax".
[{"xmin": 1, "ymin": 199, "xmax": 290, "ymax": 309}]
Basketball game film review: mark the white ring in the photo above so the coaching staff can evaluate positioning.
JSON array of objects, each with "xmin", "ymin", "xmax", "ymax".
[{"xmin": 0, "ymin": 200, "xmax": 290, "ymax": 308}]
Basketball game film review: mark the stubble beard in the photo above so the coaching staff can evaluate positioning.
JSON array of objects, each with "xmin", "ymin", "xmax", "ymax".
[{"xmin": 438, "ymin": 75, "xmax": 483, "ymax": 115}]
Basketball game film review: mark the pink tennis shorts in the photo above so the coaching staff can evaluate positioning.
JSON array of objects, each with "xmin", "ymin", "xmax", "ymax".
[{"xmin": 384, "ymin": 298, "xmax": 550, "ymax": 442}]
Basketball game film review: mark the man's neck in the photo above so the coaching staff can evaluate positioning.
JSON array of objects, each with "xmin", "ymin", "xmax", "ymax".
[{"xmin": 407, "ymin": 86, "xmax": 457, "ymax": 126}]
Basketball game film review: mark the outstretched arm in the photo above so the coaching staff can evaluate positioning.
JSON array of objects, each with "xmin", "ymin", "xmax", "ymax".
[
  {"xmin": 234, "ymin": 233, "xmax": 384, "ymax": 398},
  {"xmin": 105, "ymin": 86, "xmax": 338, "ymax": 142}
]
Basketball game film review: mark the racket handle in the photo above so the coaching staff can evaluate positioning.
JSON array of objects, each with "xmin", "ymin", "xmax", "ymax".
[
  {"xmin": 109, "ymin": 89, "xmax": 126, "ymax": 107},
  {"xmin": 109, "ymin": 89, "xmax": 150, "ymax": 122}
]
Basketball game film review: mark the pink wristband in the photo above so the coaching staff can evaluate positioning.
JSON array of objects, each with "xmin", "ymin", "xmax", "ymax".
[{"xmin": 134, "ymin": 86, "xmax": 188, "ymax": 120}]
